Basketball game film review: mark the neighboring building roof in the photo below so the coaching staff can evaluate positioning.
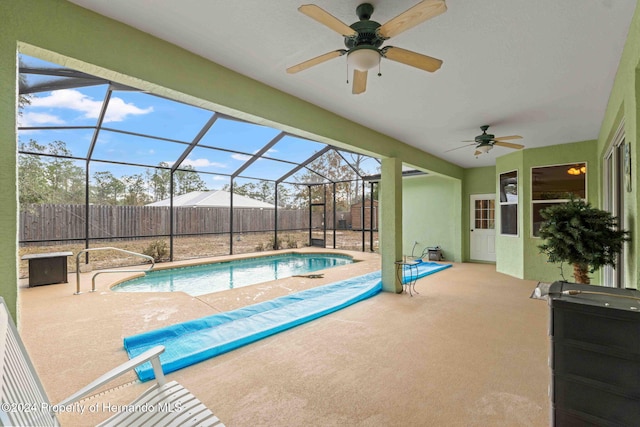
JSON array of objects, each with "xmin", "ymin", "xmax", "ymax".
[{"xmin": 147, "ymin": 190, "xmax": 275, "ymax": 209}]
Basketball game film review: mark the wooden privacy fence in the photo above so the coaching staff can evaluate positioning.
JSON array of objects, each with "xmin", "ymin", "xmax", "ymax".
[{"xmin": 20, "ymin": 204, "xmax": 354, "ymax": 242}]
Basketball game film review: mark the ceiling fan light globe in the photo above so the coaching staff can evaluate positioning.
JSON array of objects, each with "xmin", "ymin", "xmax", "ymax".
[
  {"xmin": 477, "ymin": 145, "xmax": 491, "ymax": 154},
  {"xmin": 348, "ymin": 49, "xmax": 381, "ymax": 71}
]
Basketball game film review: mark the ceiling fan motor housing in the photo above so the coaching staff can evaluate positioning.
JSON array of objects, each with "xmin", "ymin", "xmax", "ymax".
[
  {"xmin": 476, "ymin": 133, "xmax": 495, "ymax": 143},
  {"xmin": 476, "ymin": 125, "xmax": 495, "ymax": 143},
  {"xmin": 345, "ymin": 3, "xmax": 385, "ymax": 49},
  {"xmin": 356, "ymin": 3, "xmax": 374, "ymax": 20}
]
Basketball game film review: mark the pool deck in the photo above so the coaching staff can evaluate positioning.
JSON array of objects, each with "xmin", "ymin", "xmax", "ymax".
[{"xmin": 17, "ymin": 248, "xmax": 550, "ymax": 426}]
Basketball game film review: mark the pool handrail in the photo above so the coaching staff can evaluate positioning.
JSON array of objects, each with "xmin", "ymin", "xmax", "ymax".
[{"xmin": 75, "ymin": 247, "xmax": 155, "ymax": 295}]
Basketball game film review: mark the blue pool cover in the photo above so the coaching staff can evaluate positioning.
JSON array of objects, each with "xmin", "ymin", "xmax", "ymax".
[
  {"xmin": 124, "ymin": 262, "xmax": 451, "ymax": 381},
  {"xmin": 411, "ymin": 260, "xmax": 452, "ymax": 281}
]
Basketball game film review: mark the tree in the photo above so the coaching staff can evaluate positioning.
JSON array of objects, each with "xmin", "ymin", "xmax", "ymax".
[
  {"xmin": 44, "ymin": 141, "xmax": 85, "ymax": 204},
  {"xmin": 293, "ymin": 151, "xmax": 357, "ymax": 209},
  {"xmin": 538, "ymin": 198, "xmax": 630, "ymax": 284},
  {"xmin": 173, "ymin": 166, "xmax": 208, "ymax": 195},
  {"xmin": 18, "ymin": 148, "xmax": 48, "ymax": 204},
  {"xmin": 18, "ymin": 140, "xmax": 84, "ymax": 205},
  {"xmin": 275, "ymin": 184, "xmax": 295, "ymax": 208},
  {"xmin": 345, "ymin": 152, "xmax": 378, "ymax": 205},
  {"xmin": 123, "ymin": 173, "xmax": 151, "ymax": 205},
  {"xmin": 223, "ymin": 181, "xmax": 275, "ymax": 204},
  {"xmin": 92, "ymin": 171, "xmax": 125, "ymax": 205},
  {"xmin": 149, "ymin": 162, "xmax": 171, "ymax": 201},
  {"xmin": 145, "ymin": 163, "xmax": 208, "ymax": 202}
]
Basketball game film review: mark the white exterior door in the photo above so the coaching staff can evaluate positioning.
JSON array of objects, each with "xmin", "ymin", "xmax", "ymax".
[{"xmin": 470, "ymin": 194, "xmax": 496, "ymax": 262}]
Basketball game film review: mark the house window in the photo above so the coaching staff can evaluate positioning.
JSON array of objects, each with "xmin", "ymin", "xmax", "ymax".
[
  {"xmin": 531, "ymin": 163, "xmax": 586, "ymax": 237},
  {"xmin": 499, "ymin": 170, "xmax": 518, "ymax": 235}
]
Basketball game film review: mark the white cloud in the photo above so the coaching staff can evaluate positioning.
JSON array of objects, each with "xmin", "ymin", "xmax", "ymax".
[
  {"xmin": 232, "ymin": 153, "xmax": 252, "ymax": 161},
  {"xmin": 29, "ymin": 89, "xmax": 153, "ymax": 123},
  {"xmin": 18, "ymin": 112, "xmax": 64, "ymax": 127},
  {"xmin": 103, "ymin": 97, "xmax": 154, "ymax": 122}
]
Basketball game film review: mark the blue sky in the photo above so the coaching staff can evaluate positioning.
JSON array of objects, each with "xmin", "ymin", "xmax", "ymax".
[{"xmin": 18, "ymin": 55, "xmax": 381, "ymax": 189}]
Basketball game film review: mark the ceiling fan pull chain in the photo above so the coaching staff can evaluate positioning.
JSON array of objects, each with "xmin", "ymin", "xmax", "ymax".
[
  {"xmin": 378, "ymin": 60, "xmax": 382, "ymax": 77},
  {"xmin": 346, "ymin": 61, "xmax": 349, "ymax": 84}
]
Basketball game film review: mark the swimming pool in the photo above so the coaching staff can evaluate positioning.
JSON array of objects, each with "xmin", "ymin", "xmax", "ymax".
[{"xmin": 112, "ymin": 253, "xmax": 354, "ymax": 296}]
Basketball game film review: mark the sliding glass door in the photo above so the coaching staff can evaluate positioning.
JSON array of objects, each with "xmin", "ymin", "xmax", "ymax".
[{"xmin": 603, "ymin": 122, "xmax": 625, "ymax": 288}]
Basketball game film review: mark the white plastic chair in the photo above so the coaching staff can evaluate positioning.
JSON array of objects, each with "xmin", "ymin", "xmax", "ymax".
[{"xmin": 0, "ymin": 297, "xmax": 224, "ymax": 426}]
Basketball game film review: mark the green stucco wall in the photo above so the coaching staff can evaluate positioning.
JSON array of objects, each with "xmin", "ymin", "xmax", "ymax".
[
  {"xmin": 0, "ymin": 0, "xmax": 464, "ymax": 317},
  {"xmin": 403, "ymin": 175, "xmax": 462, "ymax": 262},
  {"xmin": 597, "ymin": 1, "xmax": 640, "ymax": 289},
  {"xmin": 496, "ymin": 141, "xmax": 599, "ymax": 283},
  {"xmin": 495, "ymin": 152, "xmax": 525, "ymax": 278},
  {"xmin": 380, "ymin": 158, "xmax": 404, "ymax": 293}
]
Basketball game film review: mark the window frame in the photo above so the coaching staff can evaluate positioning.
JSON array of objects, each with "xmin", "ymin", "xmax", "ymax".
[
  {"xmin": 499, "ymin": 169, "xmax": 519, "ymax": 236},
  {"xmin": 531, "ymin": 162, "xmax": 587, "ymax": 238}
]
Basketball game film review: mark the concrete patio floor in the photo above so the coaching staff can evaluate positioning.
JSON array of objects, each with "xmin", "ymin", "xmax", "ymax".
[{"xmin": 17, "ymin": 249, "xmax": 550, "ymax": 426}]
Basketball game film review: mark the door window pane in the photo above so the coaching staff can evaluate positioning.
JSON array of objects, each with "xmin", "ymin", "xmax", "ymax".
[{"xmin": 475, "ymin": 199, "xmax": 495, "ymax": 229}]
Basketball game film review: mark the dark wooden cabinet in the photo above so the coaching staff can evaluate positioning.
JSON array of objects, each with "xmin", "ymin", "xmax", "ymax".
[
  {"xmin": 548, "ymin": 282, "xmax": 640, "ymax": 426},
  {"xmin": 21, "ymin": 252, "xmax": 72, "ymax": 287}
]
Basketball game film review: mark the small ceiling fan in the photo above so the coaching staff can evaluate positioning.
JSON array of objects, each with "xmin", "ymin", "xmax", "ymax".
[
  {"xmin": 286, "ymin": 1, "xmax": 447, "ymax": 94},
  {"xmin": 447, "ymin": 125, "xmax": 524, "ymax": 156}
]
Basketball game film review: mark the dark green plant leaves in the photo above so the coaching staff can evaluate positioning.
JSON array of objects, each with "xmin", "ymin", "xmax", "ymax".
[{"xmin": 538, "ymin": 198, "xmax": 629, "ymax": 273}]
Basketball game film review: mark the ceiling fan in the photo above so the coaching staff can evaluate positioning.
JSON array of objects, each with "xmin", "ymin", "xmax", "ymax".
[
  {"xmin": 447, "ymin": 125, "xmax": 524, "ymax": 157},
  {"xmin": 286, "ymin": 1, "xmax": 447, "ymax": 94}
]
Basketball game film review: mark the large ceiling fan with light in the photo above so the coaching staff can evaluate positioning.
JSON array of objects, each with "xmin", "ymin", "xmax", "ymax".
[
  {"xmin": 286, "ymin": 1, "xmax": 447, "ymax": 94},
  {"xmin": 447, "ymin": 125, "xmax": 524, "ymax": 157}
]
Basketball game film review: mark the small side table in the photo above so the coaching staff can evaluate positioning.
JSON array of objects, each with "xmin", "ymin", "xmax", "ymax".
[
  {"xmin": 21, "ymin": 252, "xmax": 73, "ymax": 287},
  {"xmin": 395, "ymin": 259, "xmax": 420, "ymax": 296}
]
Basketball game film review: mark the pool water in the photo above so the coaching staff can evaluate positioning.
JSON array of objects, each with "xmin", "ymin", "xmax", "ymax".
[{"xmin": 112, "ymin": 253, "xmax": 354, "ymax": 296}]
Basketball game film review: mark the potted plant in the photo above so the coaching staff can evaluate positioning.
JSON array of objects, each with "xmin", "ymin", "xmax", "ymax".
[{"xmin": 537, "ymin": 197, "xmax": 629, "ymax": 284}]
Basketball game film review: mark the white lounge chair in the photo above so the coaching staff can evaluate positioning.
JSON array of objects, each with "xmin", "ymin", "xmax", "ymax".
[{"xmin": 0, "ymin": 297, "xmax": 224, "ymax": 426}]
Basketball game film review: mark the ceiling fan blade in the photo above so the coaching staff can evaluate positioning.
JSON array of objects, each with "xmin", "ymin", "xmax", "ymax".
[
  {"xmin": 494, "ymin": 135, "xmax": 523, "ymax": 141},
  {"xmin": 444, "ymin": 143, "xmax": 475, "ymax": 153},
  {"xmin": 286, "ymin": 50, "xmax": 347, "ymax": 74},
  {"xmin": 382, "ymin": 46, "xmax": 442, "ymax": 72},
  {"xmin": 298, "ymin": 4, "xmax": 358, "ymax": 37},
  {"xmin": 377, "ymin": 0, "xmax": 447, "ymax": 39},
  {"xmin": 352, "ymin": 69, "xmax": 368, "ymax": 94},
  {"xmin": 494, "ymin": 141, "xmax": 525, "ymax": 150}
]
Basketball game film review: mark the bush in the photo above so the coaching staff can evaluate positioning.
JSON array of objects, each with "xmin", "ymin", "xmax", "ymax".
[
  {"xmin": 255, "ymin": 236, "xmax": 284, "ymax": 251},
  {"xmin": 284, "ymin": 234, "xmax": 298, "ymax": 249},
  {"xmin": 270, "ymin": 236, "xmax": 283, "ymax": 250},
  {"xmin": 142, "ymin": 239, "xmax": 169, "ymax": 262}
]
